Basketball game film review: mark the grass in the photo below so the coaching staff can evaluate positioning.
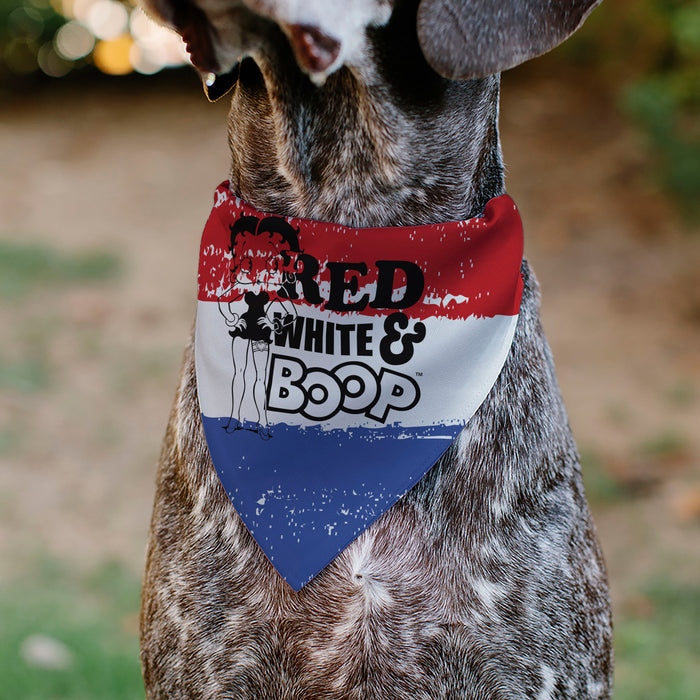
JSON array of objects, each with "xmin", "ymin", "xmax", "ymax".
[
  {"xmin": 0, "ymin": 428, "xmax": 17, "ymax": 453},
  {"xmin": 0, "ymin": 240, "xmax": 120, "ymax": 300},
  {"xmin": 0, "ymin": 357, "xmax": 50, "ymax": 393},
  {"xmin": 614, "ymin": 580, "xmax": 700, "ymax": 700},
  {"xmin": 665, "ymin": 381, "xmax": 696, "ymax": 408},
  {"xmin": 639, "ymin": 430, "xmax": 689, "ymax": 462},
  {"xmin": 0, "ymin": 559, "xmax": 144, "ymax": 700},
  {"xmin": 580, "ymin": 448, "xmax": 628, "ymax": 504},
  {"xmin": 580, "ymin": 428, "xmax": 692, "ymax": 506}
]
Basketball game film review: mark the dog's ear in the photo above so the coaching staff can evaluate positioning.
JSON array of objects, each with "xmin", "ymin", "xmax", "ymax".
[{"xmin": 416, "ymin": 0, "xmax": 603, "ymax": 80}]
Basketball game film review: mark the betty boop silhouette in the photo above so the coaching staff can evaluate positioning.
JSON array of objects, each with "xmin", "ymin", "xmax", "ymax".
[{"xmin": 217, "ymin": 215, "xmax": 299, "ymax": 439}]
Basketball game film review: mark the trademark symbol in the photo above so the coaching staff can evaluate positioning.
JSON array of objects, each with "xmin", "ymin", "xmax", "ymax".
[{"xmin": 415, "ymin": 371, "xmax": 423, "ymax": 377}]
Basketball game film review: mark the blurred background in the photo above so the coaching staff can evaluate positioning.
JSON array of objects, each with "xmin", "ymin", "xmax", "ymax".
[{"xmin": 0, "ymin": 0, "xmax": 698, "ymax": 697}]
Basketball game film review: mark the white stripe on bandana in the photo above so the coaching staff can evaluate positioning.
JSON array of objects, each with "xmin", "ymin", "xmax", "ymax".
[{"xmin": 195, "ymin": 182, "xmax": 524, "ymax": 589}]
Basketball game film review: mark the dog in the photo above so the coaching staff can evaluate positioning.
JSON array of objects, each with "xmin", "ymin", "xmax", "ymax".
[{"xmin": 138, "ymin": 1, "xmax": 614, "ymax": 697}]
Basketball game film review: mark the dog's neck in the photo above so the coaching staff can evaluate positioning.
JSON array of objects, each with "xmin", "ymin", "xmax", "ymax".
[{"xmin": 225, "ymin": 11, "xmax": 505, "ymax": 229}]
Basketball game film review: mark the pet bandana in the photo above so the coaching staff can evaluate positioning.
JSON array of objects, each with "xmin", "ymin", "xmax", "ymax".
[{"xmin": 195, "ymin": 182, "xmax": 524, "ymax": 589}]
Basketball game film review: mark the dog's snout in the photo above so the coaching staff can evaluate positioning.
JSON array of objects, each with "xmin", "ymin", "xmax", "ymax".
[{"xmin": 287, "ymin": 24, "xmax": 341, "ymax": 74}]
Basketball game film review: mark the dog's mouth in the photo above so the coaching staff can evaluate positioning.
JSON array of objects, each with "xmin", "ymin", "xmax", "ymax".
[
  {"xmin": 201, "ymin": 21, "xmax": 341, "ymax": 100},
  {"xmin": 166, "ymin": 0, "xmax": 344, "ymax": 100},
  {"xmin": 204, "ymin": 64, "xmax": 241, "ymax": 102}
]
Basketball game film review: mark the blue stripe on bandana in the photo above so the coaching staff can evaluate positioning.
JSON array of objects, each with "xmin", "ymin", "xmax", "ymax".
[{"xmin": 201, "ymin": 417, "xmax": 455, "ymax": 589}]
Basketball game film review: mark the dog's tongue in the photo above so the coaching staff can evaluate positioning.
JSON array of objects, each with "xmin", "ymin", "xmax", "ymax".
[{"xmin": 287, "ymin": 24, "xmax": 341, "ymax": 74}]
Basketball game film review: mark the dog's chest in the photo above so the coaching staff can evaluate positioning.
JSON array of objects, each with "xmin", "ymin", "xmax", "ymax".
[{"xmin": 142, "ymin": 269, "xmax": 610, "ymax": 699}]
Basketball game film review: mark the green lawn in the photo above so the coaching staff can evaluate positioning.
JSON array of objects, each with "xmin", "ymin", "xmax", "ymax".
[
  {"xmin": 614, "ymin": 579, "xmax": 700, "ymax": 700},
  {"xmin": 0, "ymin": 240, "xmax": 120, "ymax": 300},
  {"xmin": 0, "ymin": 560, "xmax": 144, "ymax": 700}
]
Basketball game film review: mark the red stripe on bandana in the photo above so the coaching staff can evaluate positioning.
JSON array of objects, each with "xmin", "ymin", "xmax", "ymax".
[{"xmin": 197, "ymin": 182, "xmax": 523, "ymax": 321}]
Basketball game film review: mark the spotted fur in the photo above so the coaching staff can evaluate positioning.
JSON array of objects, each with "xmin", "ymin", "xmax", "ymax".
[{"xmin": 139, "ymin": 1, "xmax": 613, "ymax": 697}]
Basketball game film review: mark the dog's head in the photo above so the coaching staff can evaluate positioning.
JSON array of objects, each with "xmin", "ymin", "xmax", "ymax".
[{"xmin": 140, "ymin": 0, "xmax": 602, "ymax": 98}]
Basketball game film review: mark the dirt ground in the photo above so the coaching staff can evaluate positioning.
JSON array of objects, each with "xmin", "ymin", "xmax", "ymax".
[{"xmin": 0, "ymin": 68, "xmax": 698, "ymax": 616}]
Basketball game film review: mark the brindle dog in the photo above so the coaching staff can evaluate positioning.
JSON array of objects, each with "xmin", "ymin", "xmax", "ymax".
[{"xmin": 138, "ymin": 1, "xmax": 613, "ymax": 697}]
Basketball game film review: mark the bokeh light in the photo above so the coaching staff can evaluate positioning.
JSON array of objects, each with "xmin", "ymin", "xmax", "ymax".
[
  {"xmin": 37, "ymin": 40, "xmax": 72, "ymax": 76},
  {"xmin": 55, "ymin": 21, "xmax": 94, "ymax": 60},
  {"xmin": 4, "ymin": 35, "xmax": 39, "ymax": 74},
  {"xmin": 85, "ymin": 0, "xmax": 129, "ymax": 41},
  {"xmin": 1, "ymin": 0, "xmax": 190, "ymax": 79},
  {"xmin": 92, "ymin": 33, "xmax": 132, "ymax": 75}
]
